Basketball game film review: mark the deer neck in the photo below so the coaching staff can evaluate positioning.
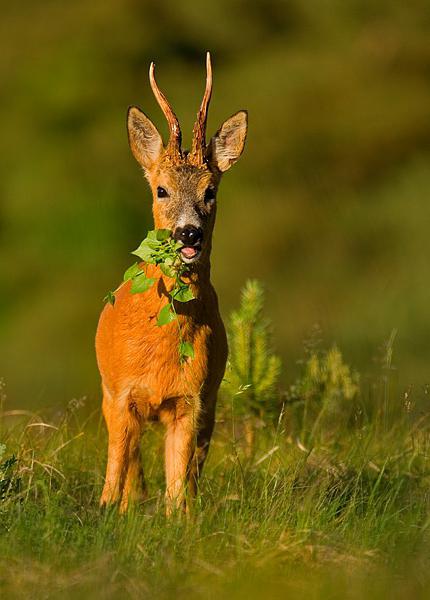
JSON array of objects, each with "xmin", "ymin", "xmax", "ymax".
[{"xmin": 180, "ymin": 248, "xmax": 212, "ymax": 297}]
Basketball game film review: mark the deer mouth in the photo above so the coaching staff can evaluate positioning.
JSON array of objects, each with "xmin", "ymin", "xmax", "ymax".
[{"xmin": 180, "ymin": 245, "xmax": 201, "ymax": 263}]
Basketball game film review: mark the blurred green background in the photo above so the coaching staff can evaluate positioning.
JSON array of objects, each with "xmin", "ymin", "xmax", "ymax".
[{"xmin": 1, "ymin": 0, "xmax": 430, "ymax": 409}]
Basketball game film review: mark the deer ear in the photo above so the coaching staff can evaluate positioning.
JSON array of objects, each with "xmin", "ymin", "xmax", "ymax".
[
  {"xmin": 127, "ymin": 106, "xmax": 163, "ymax": 171},
  {"xmin": 207, "ymin": 110, "xmax": 248, "ymax": 172}
]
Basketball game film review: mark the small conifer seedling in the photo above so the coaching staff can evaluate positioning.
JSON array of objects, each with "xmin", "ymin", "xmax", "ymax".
[{"xmin": 224, "ymin": 279, "xmax": 281, "ymax": 446}]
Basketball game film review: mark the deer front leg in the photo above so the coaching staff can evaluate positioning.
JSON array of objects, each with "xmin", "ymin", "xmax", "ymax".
[
  {"xmin": 100, "ymin": 389, "xmax": 144, "ymax": 511},
  {"xmin": 163, "ymin": 399, "xmax": 200, "ymax": 515},
  {"xmin": 100, "ymin": 392, "xmax": 128, "ymax": 506}
]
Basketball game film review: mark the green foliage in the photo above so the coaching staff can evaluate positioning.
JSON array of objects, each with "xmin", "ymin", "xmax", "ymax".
[
  {"xmin": 224, "ymin": 280, "xmax": 281, "ymax": 419},
  {"xmin": 130, "ymin": 274, "xmax": 156, "ymax": 294},
  {"xmin": 179, "ymin": 341, "xmax": 195, "ymax": 360},
  {"xmin": 105, "ymin": 229, "xmax": 195, "ymax": 362},
  {"xmin": 102, "ymin": 290, "xmax": 116, "ymax": 306},
  {"xmin": 170, "ymin": 284, "xmax": 194, "ymax": 303},
  {"xmin": 287, "ymin": 343, "xmax": 359, "ymax": 445},
  {"xmin": 156, "ymin": 303, "xmax": 176, "ymax": 326}
]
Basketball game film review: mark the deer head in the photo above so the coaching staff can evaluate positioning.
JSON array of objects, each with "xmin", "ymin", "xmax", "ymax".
[{"xmin": 127, "ymin": 53, "xmax": 247, "ymax": 267}]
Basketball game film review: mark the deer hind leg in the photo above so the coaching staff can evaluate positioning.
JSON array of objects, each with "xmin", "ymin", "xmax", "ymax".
[
  {"xmin": 162, "ymin": 397, "xmax": 201, "ymax": 516},
  {"xmin": 100, "ymin": 387, "xmax": 145, "ymax": 511}
]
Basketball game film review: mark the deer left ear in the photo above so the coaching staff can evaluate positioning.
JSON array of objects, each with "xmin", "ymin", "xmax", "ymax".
[
  {"xmin": 207, "ymin": 110, "xmax": 248, "ymax": 172},
  {"xmin": 127, "ymin": 106, "xmax": 163, "ymax": 172}
]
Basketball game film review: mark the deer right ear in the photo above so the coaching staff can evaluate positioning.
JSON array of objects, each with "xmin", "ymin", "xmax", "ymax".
[
  {"xmin": 127, "ymin": 106, "xmax": 163, "ymax": 171},
  {"xmin": 207, "ymin": 110, "xmax": 248, "ymax": 173}
]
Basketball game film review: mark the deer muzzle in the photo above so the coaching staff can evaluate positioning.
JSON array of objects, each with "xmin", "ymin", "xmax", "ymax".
[{"xmin": 174, "ymin": 225, "xmax": 203, "ymax": 263}]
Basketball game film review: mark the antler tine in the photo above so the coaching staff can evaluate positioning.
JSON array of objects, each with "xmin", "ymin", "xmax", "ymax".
[
  {"xmin": 190, "ymin": 52, "xmax": 213, "ymax": 165},
  {"xmin": 149, "ymin": 61, "xmax": 182, "ymax": 157}
]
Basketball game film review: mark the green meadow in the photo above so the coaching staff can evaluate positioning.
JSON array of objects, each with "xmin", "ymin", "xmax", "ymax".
[{"xmin": 1, "ymin": 367, "xmax": 430, "ymax": 598}]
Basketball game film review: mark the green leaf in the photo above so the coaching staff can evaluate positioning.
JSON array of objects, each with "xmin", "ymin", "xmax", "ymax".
[
  {"xmin": 157, "ymin": 303, "xmax": 177, "ymax": 326},
  {"xmin": 146, "ymin": 229, "xmax": 158, "ymax": 241},
  {"xmin": 146, "ymin": 228, "xmax": 172, "ymax": 242},
  {"xmin": 103, "ymin": 291, "xmax": 116, "ymax": 305},
  {"xmin": 155, "ymin": 229, "xmax": 172, "ymax": 241},
  {"xmin": 159, "ymin": 263, "xmax": 176, "ymax": 278},
  {"xmin": 179, "ymin": 341, "xmax": 194, "ymax": 360},
  {"xmin": 123, "ymin": 262, "xmax": 142, "ymax": 282},
  {"xmin": 132, "ymin": 240, "xmax": 155, "ymax": 262},
  {"xmin": 130, "ymin": 274, "xmax": 156, "ymax": 294},
  {"xmin": 145, "ymin": 239, "xmax": 162, "ymax": 250},
  {"xmin": 171, "ymin": 285, "xmax": 194, "ymax": 303}
]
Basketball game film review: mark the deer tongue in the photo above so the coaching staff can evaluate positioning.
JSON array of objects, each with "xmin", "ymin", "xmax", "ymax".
[{"xmin": 181, "ymin": 247, "xmax": 198, "ymax": 258}]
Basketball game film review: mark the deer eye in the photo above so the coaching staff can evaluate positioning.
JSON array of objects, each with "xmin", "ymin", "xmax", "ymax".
[
  {"xmin": 204, "ymin": 187, "xmax": 216, "ymax": 204},
  {"xmin": 157, "ymin": 186, "xmax": 169, "ymax": 199}
]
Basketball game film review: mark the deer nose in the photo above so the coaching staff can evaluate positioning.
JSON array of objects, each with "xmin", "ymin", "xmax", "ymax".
[{"xmin": 175, "ymin": 226, "xmax": 203, "ymax": 246}]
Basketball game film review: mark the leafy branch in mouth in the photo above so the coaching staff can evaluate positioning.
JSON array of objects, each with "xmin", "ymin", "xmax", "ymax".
[{"xmin": 104, "ymin": 229, "xmax": 195, "ymax": 362}]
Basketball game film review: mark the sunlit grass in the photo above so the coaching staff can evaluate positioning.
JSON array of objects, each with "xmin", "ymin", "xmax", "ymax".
[{"xmin": 1, "ymin": 375, "xmax": 430, "ymax": 599}]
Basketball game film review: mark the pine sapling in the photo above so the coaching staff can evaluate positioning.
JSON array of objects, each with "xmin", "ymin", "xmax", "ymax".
[
  {"xmin": 224, "ymin": 279, "xmax": 281, "ymax": 454},
  {"xmin": 287, "ymin": 344, "xmax": 359, "ymax": 445}
]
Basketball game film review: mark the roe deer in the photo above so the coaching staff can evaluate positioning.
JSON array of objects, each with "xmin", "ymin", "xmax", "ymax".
[{"xmin": 96, "ymin": 53, "xmax": 247, "ymax": 513}]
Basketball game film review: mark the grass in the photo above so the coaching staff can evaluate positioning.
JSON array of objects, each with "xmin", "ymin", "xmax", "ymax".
[{"xmin": 1, "ymin": 362, "xmax": 430, "ymax": 599}]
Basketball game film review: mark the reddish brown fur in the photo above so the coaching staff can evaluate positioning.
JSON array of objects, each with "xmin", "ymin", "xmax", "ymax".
[{"xmin": 96, "ymin": 54, "xmax": 247, "ymax": 513}]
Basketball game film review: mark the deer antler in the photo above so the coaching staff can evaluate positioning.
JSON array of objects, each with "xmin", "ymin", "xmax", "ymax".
[
  {"xmin": 190, "ymin": 52, "xmax": 213, "ymax": 166},
  {"xmin": 149, "ymin": 62, "xmax": 182, "ymax": 159}
]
